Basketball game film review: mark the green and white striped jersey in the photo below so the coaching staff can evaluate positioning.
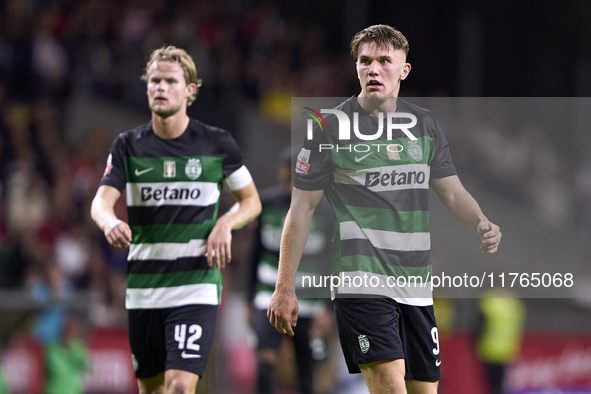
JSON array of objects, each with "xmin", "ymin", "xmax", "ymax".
[
  {"xmin": 100, "ymin": 119, "xmax": 252, "ymax": 309},
  {"xmin": 294, "ymin": 97, "xmax": 456, "ymax": 306},
  {"xmin": 247, "ymin": 186, "xmax": 332, "ymax": 317}
]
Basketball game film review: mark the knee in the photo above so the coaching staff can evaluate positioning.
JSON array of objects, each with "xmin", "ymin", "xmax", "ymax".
[
  {"xmin": 374, "ymin": 376, "xmax": 406, "ymax": 394},
  {"xmin": 166, "ymin": 378, "xmax": 193, "ymax": 394},
  {"xmin": 361, "ymin": 359, "xmax": 407, "ymax": 394},
  {"xmin": 364, "ymin": 371, "xmax": 406, "ymax": 394},
  {"xmin": 139, "ymin": 387, "xmax": 163, "ymax": 394}
]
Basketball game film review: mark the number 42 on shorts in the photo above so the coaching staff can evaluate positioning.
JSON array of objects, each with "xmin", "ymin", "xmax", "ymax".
[{"xmin": 175, "ymin": 324, "xmax": 203, "ymax": 359}]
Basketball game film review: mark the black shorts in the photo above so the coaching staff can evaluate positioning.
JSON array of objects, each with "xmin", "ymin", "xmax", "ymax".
[
  {"xmin": 334, "ymin": 297, "xmax": 440, "ymax": 381},
  {"xmin": 128, "ymin": 304, "xmax": 218, "ymax": 379},
  {"xmin": 253, "ymin": 308, "xmax": 311, "ymax": 351}
]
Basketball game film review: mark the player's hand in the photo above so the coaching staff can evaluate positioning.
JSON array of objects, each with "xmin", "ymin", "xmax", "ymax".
[
  {"xmin": 104, "ymin": 218, "xmax": 132, "ymax": 248},
  {"xmin": 477, "ymin": 221, "xmax": 502, "ymax": 254},
  {"xmin": 267, "ymin": 290, "xmax": 299, "ymax": 337},
  {"xmin": 206, "ymin": 217, "xmax": 232, "ymax": 269}
]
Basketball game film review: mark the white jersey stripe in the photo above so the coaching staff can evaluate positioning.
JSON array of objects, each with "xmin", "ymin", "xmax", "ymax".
[
  {"xmin": 334, "ymin": 271, "xmax": 433, "ymax": 306},
  {"xmin": 334, "ymin": 163, "xmax": 430, "ymax": 192},
  {"xmin": 257, "ymin": 263, "xmax": 318, "ymax": 288},
  {"xmin": 126, "ymin": 181, "xmax": 220, "ymax": 207},
  {"xmin": 126, "ymin": 283, "xmax": 218, "ymax": 309},
  {"xmin": 128, "ymin": 239, "xmax": 207, "ymax": 261},
  {"xmin": 223, "ymin": 165, "xmax": 253, "ymax": 191},
  {"xmin": 340, "ymin": 221, "xmax": 430, "ymax": 251}
]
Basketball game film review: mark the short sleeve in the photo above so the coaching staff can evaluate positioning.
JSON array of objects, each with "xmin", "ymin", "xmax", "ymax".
[
  {"xmin": 221, "ymin": 131, "xmax": 253, "ymax": 191},
  {"xmin": 221, "ymin": 131, "xmax": 243, "ymax": 178},
  {"xmin": 293, "ymin": 123, "xmax": 334, "ymax": 191},
  {"xmin": 100, "ymin": 135, "xmax": 126, "ymax": 192},
  {"xmin": 429, "ymin": 114, "xmax": 457, "ymax": 179}
]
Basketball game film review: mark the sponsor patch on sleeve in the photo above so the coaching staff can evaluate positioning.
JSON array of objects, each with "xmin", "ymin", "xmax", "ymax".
[
  {"xmin": 103, "ymin": 154, "xmax": 113, "ymax": 175},
  {"xmin": 295, "ymin": 148, "xmax": 311, "ymax": 174}
]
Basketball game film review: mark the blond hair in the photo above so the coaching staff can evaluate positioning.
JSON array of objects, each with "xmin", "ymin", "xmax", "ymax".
[
  {"xmin": 142, "ymin": 46, "xmax": 202, "ymax": 106},
  {"xmin": 350, "ymin": 25, "xmax": 409, "ymax": 60}
]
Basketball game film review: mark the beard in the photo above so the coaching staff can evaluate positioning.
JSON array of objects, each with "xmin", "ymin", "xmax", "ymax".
[{"xmin": 149, "ymin": 100, "xmax": 183, "ymax": 118}]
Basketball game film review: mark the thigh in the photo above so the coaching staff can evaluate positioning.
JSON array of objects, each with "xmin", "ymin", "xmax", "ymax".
[
  {"xmin": 359, "ymin": 358, "xmax": 406, "ymax": 394},
  {"xmin": 254, "ymin": 308, "xmax": 284, "ymax": 352},
  {"xmin": 129, "ymin": 309, "xmax": 167, "ymax": 379},
  {"xmin": 164, "ymin": 304, "xmax": 219, "ymax": 378},
  {"xmin": 334, "ymin": 297, "xmax": 405, "ymax": 374},
  {"xmin": 397, "ymin": 303, "xmax": 440, "ymax": 382}
]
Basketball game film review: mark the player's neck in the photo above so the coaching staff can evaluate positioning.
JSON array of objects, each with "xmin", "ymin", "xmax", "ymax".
[
  {"xmin": 152, "ymin": 111, "xmax": 190, "ymax": 139},
  {"xmin": 357, "ymin": 94, "xmax": 398, "ymax": 117}
]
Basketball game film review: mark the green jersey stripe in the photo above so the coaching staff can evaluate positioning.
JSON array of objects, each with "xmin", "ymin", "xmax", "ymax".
[
  {"xmin": 255, "ymin": 282, "xmax": 276, "ymax": 295},
  {"xmin": 128, "ymin": 239, "xmax": 207, "ymax": 261},
  {"xmin": 339, "ymin": 221, "xmax": 430, "ymax": 251},
  {"xmin": 126, "ymin": 283, "xmax": 219, "ymax": 309},
  {"xmin": 258, "ymin": 261, "xmax": 325, "ymax": 288},
  {"xmin": 124, "ymin": 155, "xmax": 223, "ymax": 183},
  {"xmin": 125, "ymin": 182, "xmax": 221, "ymax": 207},
  {"xmin": 261, "ymin": 207, "xmax": 289, "ymax": 225},
  {"xmin": 259, "ymin": 252, "xmax": 279, "ymax": 267},
  {"xmin": 330, "ymin": 184, "xmax": 429, "ymax": 212},
  {"xmin": 334, "ymin": 205, "xmax": 429, "ymax": 233},
  {"xmin": 130, "ymin": 221, "xmax": 215, "ymax": 244},
  {"xmin": 127, "ymin": 269, "xmax": 220, "ymax": 289}
]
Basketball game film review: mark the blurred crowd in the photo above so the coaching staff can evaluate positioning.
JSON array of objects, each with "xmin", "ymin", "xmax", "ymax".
[
  {"xmin": 0, "ymin": 2, "xmax": 589, "ymax": 392},
  {"xmin": 0, "ymin": 0, "xmax": 359, "ymax": 333},
  {"xmin": 0, "ymin": 0, "xmax": 589, "ymax": 324}
]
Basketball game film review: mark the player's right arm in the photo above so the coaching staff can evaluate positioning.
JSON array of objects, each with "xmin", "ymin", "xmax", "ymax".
[
  {"xmin": 91, "ymin": 185, "xmax": 132, "ymax": 248},
  {"xmin": 267, "ymin": 187, "xmax": 324, "ymax": 337}
]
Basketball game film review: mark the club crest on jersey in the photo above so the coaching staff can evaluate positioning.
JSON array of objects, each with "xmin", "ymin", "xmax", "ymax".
[
  {"xmin": 164, "ymin": 160, "xmax": 176, "ymax": 178},
  {"xmin": 407, "ymin": 140, "xmax": 423, "ymax": 162},
  {"xmin": 185, "ymin": 158, "xmax": 202, "ymax": 180},
  {"xmin": 358, "ymin": 335, "xmax": 370, "ymax": 354}
]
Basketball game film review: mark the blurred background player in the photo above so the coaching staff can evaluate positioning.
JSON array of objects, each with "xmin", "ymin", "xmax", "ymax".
[
  {"xmin": 247, "ymin": 148, "xmax": 333, "ymax": 394},
  {"xmin": 44, "ymin": 313, "xmax": 91, "ymax": 394},
  {"xmin": 0, "ymin": 2, "xmax": 589, "ymax": 393},
  {"xmin": 91, "ymin": 46, "xmax": 261, "ymax": 394},
  {"xmin": 476, "ymin": 289, "xmax": 526, "ymax": 394}
]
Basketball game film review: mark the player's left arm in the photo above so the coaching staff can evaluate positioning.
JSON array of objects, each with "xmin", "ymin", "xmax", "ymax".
[
  {"xmin": 430, "ymin": 175, "xmax": 502, "ymax": 254},
  {"xmin": 207, "ymin": 181, "xmax": 262, "ymax": 269}
]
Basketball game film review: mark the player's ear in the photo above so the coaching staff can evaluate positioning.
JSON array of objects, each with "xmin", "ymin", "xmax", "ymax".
[
  {"xmin": 185, "ymin": 83, "xmax": 197, "ymax": 98},
  {"xmin": 400, "ymin": 63, "xmax": 411, "ymax": 80}
]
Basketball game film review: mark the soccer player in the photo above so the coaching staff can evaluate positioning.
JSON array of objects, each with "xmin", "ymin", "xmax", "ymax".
[
  {"xmin": 247, "ymin": 150, "xmax": 332, "ymax": 394},
  {"xmin": 91, "ymin": 46, "xmax": 261, "ymax": 394},
  {"xmin": 267, "ymin": 25, "xmax": 502, "ymax": 394}
]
